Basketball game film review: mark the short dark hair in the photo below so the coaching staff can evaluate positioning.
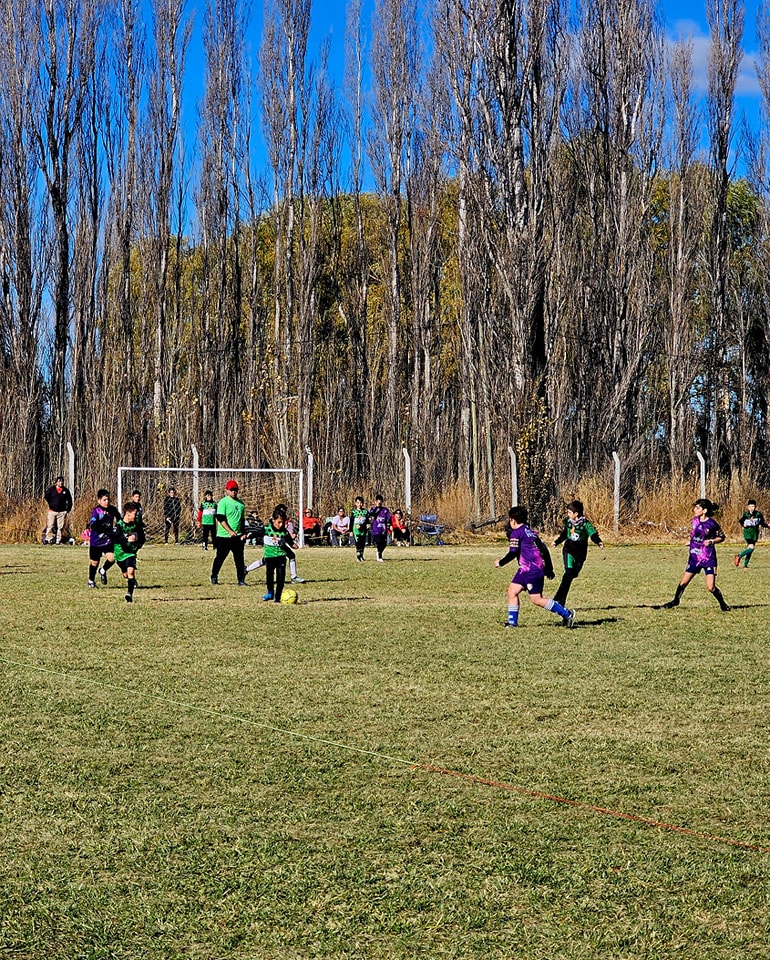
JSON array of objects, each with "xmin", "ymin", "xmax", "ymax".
[
  {"xmin": 122, "ymin": 502, "xmax": 139, "ymax": 516},
  {"xmin": 509, "ymin": 506, "xmax": 528, "ymax": 524},
  {"xmin": 748, "ymin": 499, "xmax": 757, "ymax": 506},
  {"xmin": 566, "ymin": 500, "xmax": 584, "ymax": 515},
  {"xmin": 131, "ymin": 489, "xmax": 141, "ymax": 497},
  {"xmin": 97, "ymin": 488, "xmax": 110, "ymax": 499}
]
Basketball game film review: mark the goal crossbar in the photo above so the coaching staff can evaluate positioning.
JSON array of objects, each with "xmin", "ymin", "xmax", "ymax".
[{"xmin": 116, "ymin": 466, "xmax": 305, "ymax": 547}]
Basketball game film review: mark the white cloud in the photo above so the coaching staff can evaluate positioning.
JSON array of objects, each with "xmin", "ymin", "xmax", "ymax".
[{"xmin": 667, "ymin": 19, "xmax": 762, "ymax": 99}]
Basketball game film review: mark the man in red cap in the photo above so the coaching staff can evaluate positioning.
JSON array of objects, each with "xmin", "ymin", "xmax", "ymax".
[{"xmin": 210, "ymin": 479, "xmax": 247, "ymax": 585}]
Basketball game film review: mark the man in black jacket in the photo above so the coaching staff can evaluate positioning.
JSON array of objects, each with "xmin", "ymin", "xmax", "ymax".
[{"xmin": 44, "ymin": 476, "xmax": 73, "ymax": 544}]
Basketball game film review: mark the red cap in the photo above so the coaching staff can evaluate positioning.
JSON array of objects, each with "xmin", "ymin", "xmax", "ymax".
[{"xmin": 225, "ymin": 479, "xmax": 239, "ymax": 491}]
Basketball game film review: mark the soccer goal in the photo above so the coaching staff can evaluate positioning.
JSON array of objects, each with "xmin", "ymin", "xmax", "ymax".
[{"xmin": 116, "ymin": 466, "xmax": 305, "ymax": 546}]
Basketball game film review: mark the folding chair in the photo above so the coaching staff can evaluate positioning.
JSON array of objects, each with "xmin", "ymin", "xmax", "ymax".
[{"xmin": 417, "ymin": 513, "xmax": 446, "ymax": 545}]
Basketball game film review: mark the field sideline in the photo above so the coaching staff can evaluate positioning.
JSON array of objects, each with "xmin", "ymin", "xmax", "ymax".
[{"xmin": 1, "ymin": 542, "xmax": 769, "ymax": 959}]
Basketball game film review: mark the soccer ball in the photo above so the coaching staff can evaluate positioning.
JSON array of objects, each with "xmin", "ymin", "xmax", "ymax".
[{"xmin": 280, "ymin": 588, "xmax": 298, "ymax": 604}]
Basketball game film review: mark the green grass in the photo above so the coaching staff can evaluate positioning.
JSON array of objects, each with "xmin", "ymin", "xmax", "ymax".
[{"xmin": 1, "ymin": 541, "xmax": 769, "ymax": 959}]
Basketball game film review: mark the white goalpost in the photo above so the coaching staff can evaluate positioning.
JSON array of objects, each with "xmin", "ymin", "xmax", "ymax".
[{"xmin": 116, "ymin": 466, "xmax": 305, "ymax": 547}]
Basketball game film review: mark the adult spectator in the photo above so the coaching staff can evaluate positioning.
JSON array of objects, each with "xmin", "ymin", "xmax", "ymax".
[
  {"xmin": 390, "ymin": 509, "xmax": 410, "ymax": 545},
  {"xmin": 302, "ymin": 507, "xmax": 322, "ymax": 543},
  {"xmin": 163, "ymin": 487, "xmax": 182, "ymax": 543},
  {"xmin": 44, "ymin": 475, "xmax": 73, "ymax": 544},
  {"xmin": 210, "ymin": 479, "xmax": 247, "ymax": 585},
  {"xmin": 330, "ymin": 506, "xmax": 351, "ymax": 546}
]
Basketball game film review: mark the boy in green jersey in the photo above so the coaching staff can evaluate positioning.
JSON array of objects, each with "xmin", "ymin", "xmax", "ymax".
[
  {"xmin": 351, "ymin": 496, "xmax": 368, "ymax": 562},
  {"xmin": 210, "ymin": 480, "xmax": 247, "ymax": 585},
  {"xmin": 262, "ymin": 507, "xmax": 295, "ymax": 602},
  {"xmin": 735, "ymin": 499, "xmax": 769, "ymax": 568},
  {"xmin": 197, "ymin": 490, "xmax": 217, "ymax": 550},
  {"xmin": 114, "ymin": 502, "xmax": 145, "ymax": 602},
  {"xmin": 552, "ymin": 500, "xmax": 603, "ymax": 606}
]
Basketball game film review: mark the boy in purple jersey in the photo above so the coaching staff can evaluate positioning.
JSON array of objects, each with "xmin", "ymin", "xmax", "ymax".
[
  {"xmin": 495, "ymin": 506, "xmax": 576, "ymax": 628},
  {"xmin": 87, "ymin": 489, "xmax": 121, "ymax": 588},
  {"xmin": 663, "ymin": 498, "xmax": 730, "ymax": 611}
]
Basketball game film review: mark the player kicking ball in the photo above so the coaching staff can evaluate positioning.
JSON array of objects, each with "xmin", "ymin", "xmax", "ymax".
[{"xmin": 495, "ymin": 506, "xmax": 575, "ymax": 629}]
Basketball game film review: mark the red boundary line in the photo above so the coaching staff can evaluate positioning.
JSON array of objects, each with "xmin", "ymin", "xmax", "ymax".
[{"xmin": 418, "ymin": 763, "xmax": 770, "ymax": 854}]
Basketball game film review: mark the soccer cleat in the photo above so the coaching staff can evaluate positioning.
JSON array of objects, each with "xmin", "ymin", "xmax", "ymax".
[
  {"xmin": 565, "ymin": 610, "xmax": 576, "ymax": 629},
  {"xmin": 503, "ymin": 622, "xmax": 518, "ymax": 628},
  {"xmin": 733, "ymin": 555, "xmax": 740, "ymax": 567},
  {"xmin": 262, "ymin": 593, "xmax": 273, "ymax": 601},
  {"xmin": 377, "ymin": 556, "xmax": 384, "ymax": 563},
  {"xmin": 237, "ymin": 580, "xmax": 247, "ymax": 586},
  {"xmin": 291, "ymin": 576, "xmax": 306, "ymax": 583},
  {"xmin": 662, "ymin": 599, "xmax": 679, "ymax": 609},
  {"xmin": 87, "ymin": 580, "xmax": 96, "ymax": 588},
  {"xmin": 719, "ymin": 602, "xmax": 731, "ymax": 612},
  {"xmin": 125, "ymin": 594, "xmax": 133, "ymax": 603},
  {"xmin": 210, "ymin": 576, "xmax": 219, "ymax": 585},
  {"xmin": 98, "ymin": 567, "xmax": 107, "ymax": 585}
]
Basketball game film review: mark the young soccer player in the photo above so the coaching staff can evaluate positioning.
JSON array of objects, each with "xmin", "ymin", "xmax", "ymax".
[
  {"xmin": 197, "ymin": 489, "xmax": 217, "ymax": 550},
  {"xmin": 495, "ymin": 506, "xmax": 575, "ymax": 628},
  {"xmin": 245, "ymin": 502, "xmax": 305, "ymax": 582},
  {"xmin": 261, "ymin": 507, "xmax": 295, "ymax": 602},
  {"xmin": 367, "ymin": 494, "xmax": 392, "ymax": 562},
  {"xmin": 87, "ymin": 489, "xmax": 121, "ymax": 588},
  {"xmin": 114, "ymin": 502, "xmax": 145, "ymax": 602},
  {"xmin": 734, "ymin": 498, "xmax": 768, "ymax": 568},
  {"xmin": 351, "ymin": 496, "xmax": 368, "ymax": 561},
  {"xmin": 663, "ymin": 498, "xmax": 730, "ymax": 611},
  {"xmin": 552, "ymin": 500, "xmax": 604, "ymax": 605}
]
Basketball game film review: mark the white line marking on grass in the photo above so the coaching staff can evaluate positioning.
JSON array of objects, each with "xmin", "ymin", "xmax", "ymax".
[{"xmin": 2, "ymin": 654, "xmax": 769, "ymax": 855}]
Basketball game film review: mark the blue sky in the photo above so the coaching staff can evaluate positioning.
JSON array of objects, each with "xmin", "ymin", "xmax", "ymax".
[{"xmin": 171, "ymin": 0, "xmax": 764, "ymax": 171}]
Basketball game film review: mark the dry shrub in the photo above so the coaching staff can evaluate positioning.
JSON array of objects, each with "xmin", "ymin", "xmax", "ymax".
[
  {"xmin": 419, "ymin": 482, "xmax": 472, "ymax": 532},
  {"xmin": 0, "ymin": 498, "xmax": 92, "ymax": 545}
]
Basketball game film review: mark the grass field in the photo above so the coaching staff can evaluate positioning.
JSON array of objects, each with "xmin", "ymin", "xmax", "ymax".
[{"xmin": 1, "ymin": 540, "xmax": 769, "ymax": 959}]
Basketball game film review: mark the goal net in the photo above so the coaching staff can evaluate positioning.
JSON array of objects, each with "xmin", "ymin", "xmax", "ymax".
[{"xmin": 116, "ymin": 467, "xmax": 305, "ymax": 546}]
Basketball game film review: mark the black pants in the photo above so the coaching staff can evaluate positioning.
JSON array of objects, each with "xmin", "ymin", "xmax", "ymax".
[
  {"xmin": 265, "ymin": 556, "xmax": 286, "ymax": 601},
  {"xmin": 212, "ymin": 536, "xmax": 246, "ymax": 582},
  {"xmin": 373, "ymin": 533, "xmax": 387, "ymax": 558},
  {"xmin": 201, "ymin": 525, "xmax": 215, "ymax": 547},
  {"xmin": 553, "ymin": 565, "xmax": 582, "ymax": 606},
  {"xmin": 354, "ymin": 534, "xmax": 367, "ymax": 558},
  {"xmin": 165, "ymin": 518, "xmax": 180, "ymax": 542}
]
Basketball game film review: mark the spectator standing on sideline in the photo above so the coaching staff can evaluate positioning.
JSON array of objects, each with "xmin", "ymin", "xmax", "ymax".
[
  {"xmin": 367, "ymin": 494, "xmax": 392, "ymax": 563},
  {"xmin": 44, "ymin": 476, "xmax": 73, "ymax": 544},
  {"xmin": 163, "ymin": 487, "xmax": 182, "ymax": 543},
  {"xmin": 210, "ymin": 480, "xmax": 247, "ymax": 585}
]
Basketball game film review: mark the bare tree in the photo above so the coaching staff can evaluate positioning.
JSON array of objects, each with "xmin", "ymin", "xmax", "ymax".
[
  {"xmin": 142, "ymin": 0, "xmax": 191, "ymax": 457},
  {"xmin": 0, "ymin": 0, "xmax": 46, "ymax": 497},
  {"xmin": 704, "ymin": 0, "xmax": 743, "ymax": 484}
]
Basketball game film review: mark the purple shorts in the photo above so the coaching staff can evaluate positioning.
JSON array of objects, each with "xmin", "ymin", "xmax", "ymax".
[{"xmin": 512, "ymin": 572, "xmax": 545, "ymax": 595}]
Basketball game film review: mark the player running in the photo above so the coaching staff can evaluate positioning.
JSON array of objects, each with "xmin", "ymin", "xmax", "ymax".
[
  {"xmin": 495, "ymin": 506, "xmax": 575, "ymax": 629},
  {"xmin": 663, "ymin": 498, "xmax": 730, "ymax": 611}
]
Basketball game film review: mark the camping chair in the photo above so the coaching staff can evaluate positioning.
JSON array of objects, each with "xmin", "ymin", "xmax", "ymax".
[{"xmin": 416, "ymin": 513, "xmax": 446, "ymax": 545}]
